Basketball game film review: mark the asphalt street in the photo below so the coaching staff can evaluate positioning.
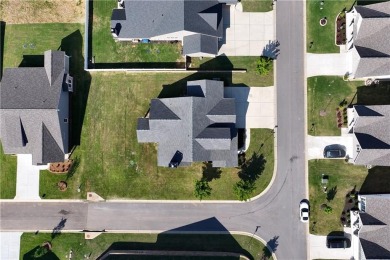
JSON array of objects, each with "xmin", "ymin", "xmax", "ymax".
[{"xmin": 0, "ymin": 1, "xmax": 307, "ymax": 259}]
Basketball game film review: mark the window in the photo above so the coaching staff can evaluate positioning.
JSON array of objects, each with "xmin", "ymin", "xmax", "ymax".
[{"xmin": 64, "ymin": 118, "xmax": 68, "ymax": 123}]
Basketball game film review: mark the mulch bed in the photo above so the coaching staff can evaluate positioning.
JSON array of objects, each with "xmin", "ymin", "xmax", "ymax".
[
  {"xmin": 340, "ymin": 188, "xmax": 359, "ymax": 226},
  {"xmin": 336, "ymin": 13, "xmax": 346, "ymax": 45},
  {"xmin": 49, "ymin": 159, "xmax": 73, "ymax": 174}
]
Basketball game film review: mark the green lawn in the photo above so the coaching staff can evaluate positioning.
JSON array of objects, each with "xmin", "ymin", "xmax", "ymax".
[
  {"xmin": 92, "ymin": 0, "xmax": 183, "ymax": 64},
  {"xmin": 307, "ymin": 76, "xmax": 363, "ymax": 136},
  {"xmin": 241, "ymin": 0, "xmax": 273, "ymax": 12},
  {"xmin": 0, "ymin": 144, "xmax": 17, "ymax": 199},
  {"xmin": 20, "ymin": 233, "xmax": 273, "ymax": 260},
  {"xmin": 309, "ymin": 159, "xmax": 367, "ymax": 235},
  {"xmin": 306, "ymin": 0, "xmax": 355, "ymax": 53},
  {"xmin": 40, "ymin": 72, "xmax": 274, "ymax": 200},
  {"xmin": 189, "ymin": 56, "xmax": 274, "ymax": 86}
]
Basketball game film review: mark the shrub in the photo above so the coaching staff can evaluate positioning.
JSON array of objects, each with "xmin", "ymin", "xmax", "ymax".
[
  {"xmin": 324, "ymin": 205, "xmax": 333, "ymax": 214},
  {"xmin": 256, "ymin": 57, "xmax": 273, "ymax": 76}
]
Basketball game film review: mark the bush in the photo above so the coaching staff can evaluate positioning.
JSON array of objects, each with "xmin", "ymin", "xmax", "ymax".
[
  {"xmin": 194, "ymin": 179, "xmax": 212, "ymax": 201},
  {"xmin": 324, "ymin": 205, "xmax": 333, "ymax": 214},
  {"xmin": 256, "ymin": 57, "xmax": 273, "ymax": 76},
  {"xmin": 233, "ymin": 179, "xmax": 256, "ymax": 201}
]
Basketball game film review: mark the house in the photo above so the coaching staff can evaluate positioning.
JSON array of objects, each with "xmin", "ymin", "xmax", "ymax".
[
  {"xmin": 137, "ymin": 79, "xmax": 237, "ymax": 167},
  {"xmin": 111, "ymin": 0, "xmax": 237, "ymax": 57},
  {"xmin": 351, "ymin": 194, "xmax": 390, "ymax": 259},
  {"xmin": 347, "ymin": 105, "xmax": 390, "ymax": 167},
  {"xmin": 0, "ymin": 50, "xmax": 73, "ymax": 165},
  {"xmin": 346, "ymin": 2, "xmax": 390, "ymax": 79}
]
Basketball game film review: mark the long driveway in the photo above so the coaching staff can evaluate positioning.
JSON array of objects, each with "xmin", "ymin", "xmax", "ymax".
[{"xmin": 0, "ymin": 1, "xmax": 307, "ymax": 259}]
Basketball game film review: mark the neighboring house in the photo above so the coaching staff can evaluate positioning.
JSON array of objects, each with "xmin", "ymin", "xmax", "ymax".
[
  {"xmin": 111, "ymin": 0, "xmax": 237, "ymax": 57},
  {"xmin": 347, "ymin": 105, "xmax": 390, "ymax": 167},
  {"xmin": 0, "ymin": 50, "xmax": 73, "ymax": 165},
  {"xmin": 352, "ymin": 194, "xmax": 390, "ymax": 259},
  {"xmin": 137, "ymin": 79, "xmax": 237, "ymax": 167},
  {"xmin": 347, "ymin": 2, "xmax": 390, "ymax": 79}
]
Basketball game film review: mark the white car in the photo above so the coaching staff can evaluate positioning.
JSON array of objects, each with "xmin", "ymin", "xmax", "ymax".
[{"xmin": 300, "ymin": 201, "xmax": 309, "ymax": 223}]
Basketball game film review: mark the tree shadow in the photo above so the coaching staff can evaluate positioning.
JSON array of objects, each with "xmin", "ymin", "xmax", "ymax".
[
  {"xmin": 97, "ymin": 217, "xmax": 254, "ymax": 260},
  {"xmin": 51, "ymin": 217, "xmax": 67, "ymax": 241},
  {"xmin": 238, "ymin": 152, "xmax": 266, "ymax": 182},
  {"xmin": 261, "ymin": 40, "xmax": 280, "ymax": 59},
  {"xmin": 326, "ymin": 186, "xmax": 337, "ymax": 202},
  {"xmin": 23, "ymin": 246, "xmax": 60, "ymax": 260},
  {"xmin": 60, "ymin": 30, "xmax": 92, "ymax": 147},
  {"xmin": 0, "ymin": 21, "xmax": 4, "ymax": 80},
  {"xmin": 266, "ymin": 236, "xmax": 279, "ymax": 254},
  {"xmin": 360, "ymin": 166, "xmax": 390, "ymax": 194},
  {"xmin": 201, "ymin": 161, "xmax": 222, "ymax": 182}
]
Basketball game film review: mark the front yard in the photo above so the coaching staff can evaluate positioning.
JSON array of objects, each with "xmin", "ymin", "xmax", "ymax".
[
  {"xmin": 40, "ymin": 72, "xmax": 274, "ymax": 200},
  {"xmin": 20, "ymin": 233, "xmax": 273, "ymax": 260},
  {"xmin": 306, "ymin": 0, "xmax": 355, "ymax": 53},
  {"xmin": 241, "ymin": 0, "xmax": 273, "ymax": 12},
  {"xmin": 309, "ymin": 159, "xmax": 367, "ymax": 235},
  {"xmin": 0, "ymin": 144, "xmax": 17, "ymax": 199}
]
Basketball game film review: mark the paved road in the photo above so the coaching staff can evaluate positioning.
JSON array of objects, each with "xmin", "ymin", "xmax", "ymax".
[{"xmin": 0, "ymin": 1, "xmax": 307, "ymax": 259}]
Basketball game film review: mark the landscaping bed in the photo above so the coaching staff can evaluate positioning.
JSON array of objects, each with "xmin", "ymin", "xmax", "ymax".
[
  {"xmin": 335, "ymin": 12, "xmax": 346, "ymax": 46},
  {"xmin": 309, "ymin": 159, "xmax": 367, "ymax": 235},
  {"xmin": 49, "ymin": 159, "xmax": 73, "ymax": 174},
  {"xmin": 20, "ymin": 233, "xmax": 273, "ymax": 260}
]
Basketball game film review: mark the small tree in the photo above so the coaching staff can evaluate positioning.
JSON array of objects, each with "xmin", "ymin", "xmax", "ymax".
[
  {"xmin": 194, "ymin": 179, "xmax": 212, "ymax": 200},
  {"xmin": 234, "ymin": 180, "xmax": 256, "ymax": 201},
  {"xmin": 256, "ymin": 57, "xmax": 273, "ymax": 76},
  {"xmin": 324, "ymin": 205, "xmax": 333, "ymax": 214}
]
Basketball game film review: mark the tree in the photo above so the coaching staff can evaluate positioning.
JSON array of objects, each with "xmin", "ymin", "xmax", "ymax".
[
  {"xmin": 256, "ymin": 57, "xmax": 273, "ymax": 76},
  {"xmin": 233, "ymin": 180, "xmax": 256, "ymax": 201},
  {"xmin": 194, "ymin": 179, "xmax": 212, "ymax": 200}
]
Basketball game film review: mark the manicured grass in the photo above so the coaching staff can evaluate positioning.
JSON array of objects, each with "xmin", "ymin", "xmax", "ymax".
[
  {"xmin": 189, "ymin": 56, "xmax": 274, "ymax": 86},
  {"xmin": 40, "ymin": 72, "xmax": 274, "ymax": 200},
  {"xmin": 241, "ymin": 0, "xmax": 273, "ymax": 12},
  {"xmin": 306, "ymin": 0, "xmax": 355, "ymax": 53},
  {"xmin": 20, "ymin": 233, "xmax": 273, "ymax": 260},
  {"xmin": 309, "ymin": 159, "xmax": 367, "ymax": 235},
  {"xmin": 307, "ymin": 76, "xmax": 363, "ymax": 136},
  {"xmin": 92, "ymin": 0, "xmax": 184, "ymax": 64},
  {"xmin": 2, "ymin": 23, "xmax": 84, "ymax": 68},
  {"xmin": 0, "ymin": 144, "xmax": 17, "ymax": 199}
]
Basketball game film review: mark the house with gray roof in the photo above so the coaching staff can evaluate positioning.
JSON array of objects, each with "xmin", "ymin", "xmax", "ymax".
[
  {"xmin": 137, "ymin": 79, "xmax": 237, "ymax": 167},
  {"xmin": 346, "ymin": 2, "xmax": 390, "ymax": 79},
  {"xmin": 347, "ymin": 105, "xmax": 390, "ymax": 166},
  {"xmin": 351, "ymin": 194, "xmax": 390, "ymax": 259},
  {"xmin": 0, "ymin": 50, "xmax": 73, "ymax": 165},
  {"xmin": 111, "ymin": 0, "xmax": 237, "ymax": 57}
]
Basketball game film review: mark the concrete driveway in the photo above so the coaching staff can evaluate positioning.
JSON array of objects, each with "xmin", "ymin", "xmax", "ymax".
[
  {"xmin": 309, "ymin": 234, "xmax": 353, "ymax": 260},
  {"xmin": 218, "ymin": 4, "xmax": 275, "ymax": 56},
  {"xmin": 14, "ymin": 154, "xmax": 46, "ymax": 200},
  {"xmin": 307, "ymin": 135, "xmax": 353, "ymax": 160},
  {"xmin": 0, "ymin": 232, "xmax": 22, "ymax": 260},
  {"xmin": 224, "ymin": 86, "xmax": 275, "ymax": 129},
  {"xmin": 306, "ymin": 53, "xmax": 348, "ymax": 77}
]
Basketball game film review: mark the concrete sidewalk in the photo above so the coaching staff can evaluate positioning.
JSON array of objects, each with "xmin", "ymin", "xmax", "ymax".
[
  {"xmin": 0, "ymin": 232, "xmax": 22, "ymax": 260},
  {"xmin": 306, "ymin": 53, "xmax": 348, "ymax": 77},
  {"xmin": 14, "ymin": 154, "xmax": 45, "ymax": 200},
  {"xmin": 309, "ymin": 234, "xmax": 352, "ymax": 260}
]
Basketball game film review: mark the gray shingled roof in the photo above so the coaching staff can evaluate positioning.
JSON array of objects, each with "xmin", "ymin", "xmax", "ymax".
[
  {"xmin": 0, "ymin": 50, "xmax": 70, "ymax": 165},
  {"xmin": 352, "ymin": 105, "xmax": 390, "ymax": 166},
  {"xmin": 183, "ymin": 34, "xmax": 218, "ymax": 56},
  {"xmin": 137, "ymin": 79, "xmax": 237, "ymax": 167},
  {"xmin": 359, "ymin": 194, "xmax": 390, "ymax": 259},
  {"xmin": 352, "ymin": 2, "xmax": 390, "ymax": 78}
]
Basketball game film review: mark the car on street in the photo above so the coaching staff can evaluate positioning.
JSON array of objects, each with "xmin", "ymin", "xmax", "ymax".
[
  {"xmin": 326, "ymin": 237, "xmax": 350, "ymax": 248},
  {"xmin": 323, "ymin": 144, "xmax": 346, "ymax": 158},
  {"xmin": 300, "ymin": 200, "xmax": 309, "ymax": 223}
]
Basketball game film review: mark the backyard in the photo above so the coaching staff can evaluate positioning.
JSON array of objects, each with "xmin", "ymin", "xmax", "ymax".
[
  {"xmin": 306, "ymin": 0, "xmax": 355, "ymax": 53},
  {"xmin": 309, "ymin": 159, "xmax": 367, "ymax": 235},
  {"xmin": 40, "ymin": 72, "xmax": 274, "ymax": 200},
  {"xmin": 91, "ymin": 0, "xmax": 184, "ymax": 65},
  {"xmin": 241, "ymin": 0, "xmax": 273, "ymax": 12},
  {"xmin": 20, "ymin": 233, "xmax": 273, "ymax": 260},
  {"xmin": 308, "ymin": 76, "xmax": 390, "ymax": 136}
]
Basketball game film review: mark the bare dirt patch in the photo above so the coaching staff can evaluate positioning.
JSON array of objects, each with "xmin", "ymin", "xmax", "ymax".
[{"xmin": 1, "ymin": 0, "xmax": 85, "ymax": 24}]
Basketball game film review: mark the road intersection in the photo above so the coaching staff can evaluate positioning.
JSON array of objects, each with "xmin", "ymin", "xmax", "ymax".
[{"xmin": 0, "ymin": 0, "xmax": 308, "ymax": 259}]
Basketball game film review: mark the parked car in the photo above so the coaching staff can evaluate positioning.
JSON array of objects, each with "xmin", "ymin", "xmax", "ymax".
[
  {"xmin": 299, "ymin": 201, "xmax": 309, "ymax": 223},
  {"xmin": 323, "ymin": 144, "xmax": 346, "ymax": 158},
  {"xmin": 326, "ymin": 237, "xmax": 350, "ymax": 248}
]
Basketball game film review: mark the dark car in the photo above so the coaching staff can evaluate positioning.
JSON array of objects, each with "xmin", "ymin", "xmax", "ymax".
[
  {"xmin": 326, "ymin": 237, "xmax": 349, "ymax": 248},
  {"xmin": 323, "ymin": 144, "xmax": 346, "ymax": 158}
]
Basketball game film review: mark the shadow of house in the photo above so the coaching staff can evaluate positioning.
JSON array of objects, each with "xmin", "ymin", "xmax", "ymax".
[
  {"xmin": 356, "ymin": 83, "xmax": 390, "ymax": 106},
  {"xmin": 18, "ymin": 55, "xmax": 45, "ymax": 67},
  {"xmin": 23, "ymin": 246, "xmax": 60, "ymax": 260},
  {"xmin": 59, "ymin": 30, "xmax": 92, "ymax": 148},
  {"xmin": 0, "ymin": 21, "xmax": 5, "ymax": 80},
  {"xmin": 360, "ymin": 166, "xmax": 390, "ymax": 194},
  {"xmin": 97, "ymin": 217, "xmax": 254, "ymax": 260}
]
